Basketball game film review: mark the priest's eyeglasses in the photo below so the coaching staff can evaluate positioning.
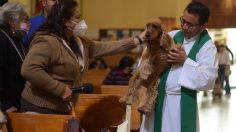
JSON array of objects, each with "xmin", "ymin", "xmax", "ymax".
[{"xmin": 179, "ymin": 16, "xmax": 199, "ymax": 30}]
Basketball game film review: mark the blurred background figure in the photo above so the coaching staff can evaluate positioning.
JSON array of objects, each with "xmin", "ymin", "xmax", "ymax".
[
  {"xmin": 89, "ymin": 57, "xmax": 108, "ymax": 70},
  {"xmin": 0, "ymin": 2, "xmax": 30, "ymax": 112},
  {"xmin": 21, "ymin": 0, "xmax": 59, "ymax": 46},
  {"xmin": 103, "ymin": 56, "xmax": 135, "ymax": 85},
  {"xmin": 217, "ymin": 44, "xmax": 232, "ymax": 96}
]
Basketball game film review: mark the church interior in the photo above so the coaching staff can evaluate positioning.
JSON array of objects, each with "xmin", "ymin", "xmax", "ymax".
[{"xmin": 0, "ymin": 0, "xmax": 236, "ymax": 132}]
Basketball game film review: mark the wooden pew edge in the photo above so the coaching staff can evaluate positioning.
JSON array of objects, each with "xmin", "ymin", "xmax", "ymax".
[{"xmin": 6, "ymin": 112, "xmax": 74, "ymax": 132}]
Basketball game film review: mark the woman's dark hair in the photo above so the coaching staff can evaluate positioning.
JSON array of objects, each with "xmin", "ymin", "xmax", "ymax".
[
  {"xmin": 37, "ymin": 1, "xmax": 78, "ymax": 41},
  {"xmin": 185, "ymin": 1, "xmax": 210, "ymax": 25},
  {"xmin": 118, "ymin": 56, "xmax": 135, "ymax": 70},
  {"xmin": 35, "ymin": 0, "xmax": 82, "ymax": 56}
]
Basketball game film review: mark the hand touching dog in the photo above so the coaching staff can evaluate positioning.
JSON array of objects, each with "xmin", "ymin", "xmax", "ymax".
[{"xmin": 168, "ymin": 45, "xmax": 187, "ymax": 65}]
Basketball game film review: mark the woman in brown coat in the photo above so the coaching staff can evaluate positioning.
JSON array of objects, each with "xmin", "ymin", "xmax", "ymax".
[{"xmin": 20, "ymin": 0, "xmax": 145, "ymax": 114}]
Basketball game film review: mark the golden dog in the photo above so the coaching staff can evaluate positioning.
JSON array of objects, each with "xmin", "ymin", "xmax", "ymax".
[{"xmin": 119, "ymin": 18, "xmax": 175, "ymax": 114}]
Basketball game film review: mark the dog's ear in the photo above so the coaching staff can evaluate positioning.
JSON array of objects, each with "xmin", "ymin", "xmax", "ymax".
[
  {"xmin": 160, "ymin": 33, "xmax": 173, "ymax": 50},
  {"xmin": 157, "ymin": 24, "xmax": 166, "ymax": 39},
  {"xmin": 161, "ymin": 25, "xmax": 166, "ymax": 32}
]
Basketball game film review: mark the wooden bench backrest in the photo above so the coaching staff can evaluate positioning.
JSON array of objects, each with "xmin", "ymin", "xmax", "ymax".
[
  {"xmin": 100, "ymin": 85, "xmax": 141, "ymax": 131},
  {"xmin": 75, "ymin": 94, "xmax": 126, "ymax": 132},
  {"xmin": 82, "ymin": 69, "xmax": 110, "ymax": 93},
  {"xmin": 103, "ymin": 52, "xmax": 140, "ymax": 68},
  {"xmin": 7, "ymin": 113, "xmax": 72, "ymax": 132},
  {"xmin": 101, "ymin": 85, "xmax": 128, "ymax": 95}
]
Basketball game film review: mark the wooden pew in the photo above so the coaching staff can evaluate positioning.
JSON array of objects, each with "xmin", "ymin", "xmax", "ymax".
[
  {"xmin": 102, "ymin": 52, "xmax": 140, "ymax": 68},
  {"xmin": 82, "ymin": 69, "xmax": 110, "ymax": 93},
  {"xmin": 75, "ymin": 94, "xmax": 127, "ymax": 132},
  {"xmin": 100, "ymin": 85, "xmax": 128, "ymax": 95},
  {"xmin": 100, "ymin": 85, "xmax": 142, "ymax": 131},
  {"xmin": 7, "ymin": 113, "xmax": 72, "ymax": 132}
]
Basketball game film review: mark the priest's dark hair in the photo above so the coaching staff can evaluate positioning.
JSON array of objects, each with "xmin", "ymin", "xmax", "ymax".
[{"xmin": 185, "ymin": 1, "xmax": 210, "ymax": 25}]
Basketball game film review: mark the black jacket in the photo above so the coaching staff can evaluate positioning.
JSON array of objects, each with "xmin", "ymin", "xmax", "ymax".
[{"xmin": 0, "ymin": 29, "xmax": 26, "ymax": 111}]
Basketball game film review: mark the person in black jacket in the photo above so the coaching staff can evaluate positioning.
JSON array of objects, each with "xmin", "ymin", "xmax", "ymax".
[{"xmin": 0, "ymin": 2, "xmax": 30, "ymax": 112}]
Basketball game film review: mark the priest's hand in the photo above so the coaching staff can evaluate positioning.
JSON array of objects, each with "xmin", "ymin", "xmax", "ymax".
[{"xmin": 167, "ymin": 46, "xmax": 187, "ymax": 65}]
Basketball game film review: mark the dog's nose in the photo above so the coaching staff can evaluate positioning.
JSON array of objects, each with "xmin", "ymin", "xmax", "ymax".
[{"xmin": 145, "ymin": 32, "xmax": 151, "ymax": 38}]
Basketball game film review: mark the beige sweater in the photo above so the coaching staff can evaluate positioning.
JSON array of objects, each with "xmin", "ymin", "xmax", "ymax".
[{"xmin": 21, "ymin": 32, "xmax": 138, "ymax": 113}]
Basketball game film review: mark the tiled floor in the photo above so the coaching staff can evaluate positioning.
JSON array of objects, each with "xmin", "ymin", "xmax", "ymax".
[
  {"xmin": 229, "ymin": 65, "xmax": 236, "ymax": 88},
  {"xmin": 198, "ymin": 89, "xmax": 236, "ymax": 132}
]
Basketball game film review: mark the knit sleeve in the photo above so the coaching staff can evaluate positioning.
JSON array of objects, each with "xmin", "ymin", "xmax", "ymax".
[
  {"xmin": 21, "ymin": 36, "xmax": 65, "ymax": 97},
  {"xmin": 80, "ymin": 36, "xmax": 138, "ymax": 58}
]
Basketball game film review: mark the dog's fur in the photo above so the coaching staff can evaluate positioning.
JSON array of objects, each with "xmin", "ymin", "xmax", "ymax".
[{"xmin": 119, "ymin": 18, "xmax": 174, "ymax": 114}]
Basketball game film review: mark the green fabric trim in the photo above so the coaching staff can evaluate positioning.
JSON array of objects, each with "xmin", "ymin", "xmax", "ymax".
[
  {"xmin": 173, "ymin": 31, "xmax": 184, "ymax": 44},
  {"xmin": 154, "ymin": 29, "xmax": 211, "ymax": 132},
  {"xmin": 154, "ymin": 69, "xmax": 170, "ymax": 132}
]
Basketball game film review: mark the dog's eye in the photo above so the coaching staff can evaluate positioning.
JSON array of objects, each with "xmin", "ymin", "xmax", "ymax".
[{"xmin": 152, "ymin": 25, "xmax": 158, "ymax": 29}]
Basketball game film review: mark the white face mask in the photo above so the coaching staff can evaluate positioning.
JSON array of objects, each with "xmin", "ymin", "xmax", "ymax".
[{"xmin": 73, "ymin": 20, "xmax": 88, "ymax": 37}]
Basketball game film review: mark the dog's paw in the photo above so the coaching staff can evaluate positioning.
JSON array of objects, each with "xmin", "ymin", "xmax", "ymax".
[
  {"xmin": 137, "ymin": 107, "xmax": 151, "ymax": 114},
  {"xmin": 138, "ymin": 102, "xmax": 154, "ymax": 114},
  {"xmin": 119, "ymin": 97, "xmax": 126, "ymax": 103},
  {"xmin": 137, "ymin": 107, "xmax": 146, "ymax": 114},
  {"xmin": 119, "ymin": 96, "xmax": 133, "ymax": 105}
]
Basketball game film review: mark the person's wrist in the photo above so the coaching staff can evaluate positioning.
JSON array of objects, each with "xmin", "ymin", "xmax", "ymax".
[
  {"xmin": 135, "ymin": 35, "xmax": 144, "ymax": 44},
  {"xmin": 61, "ymin": 85, "xmax": 68, "ymax": 99}
]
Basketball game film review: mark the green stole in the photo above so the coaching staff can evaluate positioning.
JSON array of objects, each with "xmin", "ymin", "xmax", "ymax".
[{"xmin": 154, "ymin": 29, "xmax": 211, "ymax": 132}]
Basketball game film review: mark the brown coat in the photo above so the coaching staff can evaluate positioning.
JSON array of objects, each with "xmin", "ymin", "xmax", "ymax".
[{"xmin": 21, "ymin": 32, "xmax": 137, "ymax": 113}]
